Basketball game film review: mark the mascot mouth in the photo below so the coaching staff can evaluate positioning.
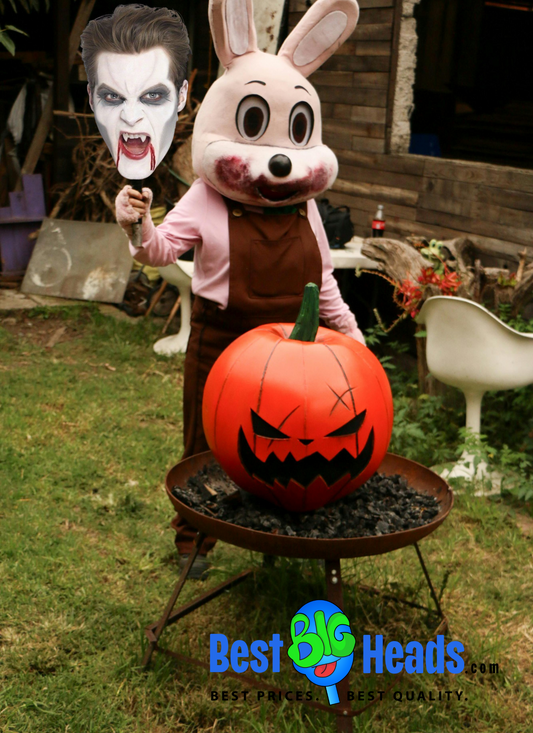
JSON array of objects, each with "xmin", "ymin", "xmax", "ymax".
[
  {"xmin": 237, "ymin": 427, "xmax": 375, "ymax": 489},
  {"xmin": 214, "ymin": 157, "xmax": 332, "ymax": 202},
  {"xmin": 256, "ymin": 183, "xmax": 302, "ymax": 202},
  {"xmin": 315, "ymin": 660, "xmax": 338, "ymax": 678}
]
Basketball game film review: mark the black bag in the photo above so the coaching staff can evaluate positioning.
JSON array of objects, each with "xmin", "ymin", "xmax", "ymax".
[{"xmin": 316, "ymin": 198, "xmax": 354, "ymax": 249}]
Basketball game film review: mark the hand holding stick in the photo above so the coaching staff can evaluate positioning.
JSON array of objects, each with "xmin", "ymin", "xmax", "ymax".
[{"xmin": 115, "ymin": 183, "xmax": 153, "ymax": 245}]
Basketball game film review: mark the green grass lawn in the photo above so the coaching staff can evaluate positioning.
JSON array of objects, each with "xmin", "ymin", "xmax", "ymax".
[{"xmin": 0, "ymin": 306, "xmax": 532, "ymax": 733}]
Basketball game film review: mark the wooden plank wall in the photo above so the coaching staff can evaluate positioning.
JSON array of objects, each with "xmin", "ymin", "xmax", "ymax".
[
  {"xmin": 289, "ymin": 0, "xmax": 533, "ymax": 263},
  {"xmin": 290, "ymin": 0, "xmax": 394, "ymax": 155},
  {"xmin": 329, "ymin": 153, "xmax": 533, "ymax": 262}
]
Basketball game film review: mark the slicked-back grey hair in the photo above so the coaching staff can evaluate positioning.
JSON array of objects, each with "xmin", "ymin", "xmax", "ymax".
[{"xmin": 81, "ymin": 4, "xmax": 190, "ymax": 91}]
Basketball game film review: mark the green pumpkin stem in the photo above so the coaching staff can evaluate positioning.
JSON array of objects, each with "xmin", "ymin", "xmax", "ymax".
[{"xmin": 289, "ymin": 283, "xmax": 320, "ymax": 342}]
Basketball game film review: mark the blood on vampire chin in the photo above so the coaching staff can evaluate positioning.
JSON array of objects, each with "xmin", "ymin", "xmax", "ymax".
[{"xmin": 209, "ymin": 690, "xmax": 468, "ymax": 703}]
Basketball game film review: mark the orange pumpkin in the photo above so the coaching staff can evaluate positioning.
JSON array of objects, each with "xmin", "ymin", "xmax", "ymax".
[{"xmin": 202, "ymin": 284, "xmax": 393, "ymax": 511}]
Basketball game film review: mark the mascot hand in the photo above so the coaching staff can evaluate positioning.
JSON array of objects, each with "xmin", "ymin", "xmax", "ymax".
[
  {"xmin": 346, "ymin": 325, "xmax": 366, "ymax": 346},
  {"xmin": 115, "ymin": 185, "xmax": 154, "ymax": 241}
]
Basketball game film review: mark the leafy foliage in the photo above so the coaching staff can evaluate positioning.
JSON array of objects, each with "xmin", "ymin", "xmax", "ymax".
[
  {"xmin": 0, "ymin": 0, "xmax": 47, "ymax": 55},
  {"xmin": 497, "ymin": 303, "xmax": 533, "ymax": 333},
  {"xmin": 0, "ymin": 0, "xmax": 48, "ymax": 12},
  {"xmin": 0, "ymin": 24, "xmax": 27, "ymax": 55}
]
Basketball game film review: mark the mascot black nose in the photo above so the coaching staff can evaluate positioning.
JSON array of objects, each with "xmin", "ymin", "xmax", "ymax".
[{"xmin": 268, "ymin": 154, "xmax": 292, "ymax": 178}]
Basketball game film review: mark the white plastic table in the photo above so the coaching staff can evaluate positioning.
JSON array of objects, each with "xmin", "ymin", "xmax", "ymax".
[{"xmin": 330, "ymin": 239, "xmax": 378, "ymax": 270}]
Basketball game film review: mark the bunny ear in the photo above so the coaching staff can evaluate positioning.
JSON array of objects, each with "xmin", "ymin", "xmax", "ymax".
[
  {"xmin": 278, "ymin": 0, "xmax": 359, "ymax": 78},
  {"xmin": 209, "ymin": 0, "xmax": 258, "ymax": 69}
]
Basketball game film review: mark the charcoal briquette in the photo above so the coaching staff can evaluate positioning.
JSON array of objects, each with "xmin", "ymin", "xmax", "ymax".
[{"xmin": 171, "ymin": 465, "xmax": 441, "ymax": 540}]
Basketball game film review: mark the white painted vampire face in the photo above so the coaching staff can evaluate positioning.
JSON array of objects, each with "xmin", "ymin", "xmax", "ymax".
[{"xmin": 89, "ymin": 47, "xmax": 188, "ymax": 180}]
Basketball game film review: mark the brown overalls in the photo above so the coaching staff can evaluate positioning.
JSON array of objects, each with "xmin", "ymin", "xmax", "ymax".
[{"xmin": 172, "ymin": 199, "xmax": 323, "ymax": 554}]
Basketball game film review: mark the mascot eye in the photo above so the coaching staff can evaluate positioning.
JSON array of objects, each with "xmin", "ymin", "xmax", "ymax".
[
  {"xmin": 236, "ymin": 95, "xmax": 270, "ymax": 141},
  {"xmin": 326, "ymin": 410, "xmax": 366, "ymax": 438},
  {"xmin": 251, "ymin": 409, "xmax": 289, "ymax": 439},
  {"xmin": 289, "ymin": 102, "xmax": 314, "ymax": 146}
]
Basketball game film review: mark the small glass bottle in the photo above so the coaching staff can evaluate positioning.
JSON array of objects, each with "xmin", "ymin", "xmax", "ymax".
[{"xmin": 372, "ymin": 205, "xmax": 385, "ymax": 238}]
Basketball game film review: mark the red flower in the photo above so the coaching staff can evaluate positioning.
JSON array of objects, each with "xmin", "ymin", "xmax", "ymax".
[
  {"xmin": 418, "ymin": 267, "xmax": 440, "ymax": 286},
  {"xmin": 439, "ymin": 270, "xmax": 461, "ymax": 295},
  {"xmin": 394, "ymin": 264, "xmax": 462, "ymax": 320},
  {"xmin": 418, "ymin": 266, "xmax": 461, "ymax": 296},
  {"xmin": 396, "ymin": 280, "xmax": 423, "ymax": 317}
]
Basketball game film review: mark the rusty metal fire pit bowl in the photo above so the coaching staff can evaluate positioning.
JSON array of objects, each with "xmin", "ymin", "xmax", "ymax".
[
  {"xmin": 143, "ymin": 452, "xmax": 452, "ymax": 731},
  {"xmin": 165, "ymin": 451, "xmax": 453, "ymax": 560}
]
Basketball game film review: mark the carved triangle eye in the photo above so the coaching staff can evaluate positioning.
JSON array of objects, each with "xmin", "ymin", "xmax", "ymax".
[
  {"xmin": 251, "ymin": 409, "xmax": 290, "ymax": 439},
  {"xmin": 326, "ymin": 410, "xmax": 366, "ymax": 438}
]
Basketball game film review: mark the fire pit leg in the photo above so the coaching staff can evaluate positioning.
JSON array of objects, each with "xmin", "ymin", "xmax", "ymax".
[
  {"xmin": 414, "ymin": 542, "xmax": 445, "ymax": 620},
  {"xmin": 262, "ymin": 554, "xmax": 276, "ymax": 568},
  {"xmin": 142, "ymin": 532, "xmax": 207, "ymax": 668},
  {"xmin": 325, "ymin": 559, "xmax": 353, "ymax": 733}
]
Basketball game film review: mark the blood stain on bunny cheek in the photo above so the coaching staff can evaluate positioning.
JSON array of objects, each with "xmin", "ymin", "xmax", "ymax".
[
  {"xmin": 214, "ymin": 156, "xmax": 254, "ymax": 193},
  {"xmin": 311, "ymin": 164, "xmax": 332, "ymax": 192}
]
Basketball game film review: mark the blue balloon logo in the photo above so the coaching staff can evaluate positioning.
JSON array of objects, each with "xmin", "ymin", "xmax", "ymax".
[{"xmin": 288, "ymin": 600, "xmax": 355, "ymax": 705}]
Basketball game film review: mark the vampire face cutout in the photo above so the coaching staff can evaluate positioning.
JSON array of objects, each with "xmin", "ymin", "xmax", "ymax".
[{"xmin": 89, "ymin": 47, "xmax": 187, "ymax": 180}]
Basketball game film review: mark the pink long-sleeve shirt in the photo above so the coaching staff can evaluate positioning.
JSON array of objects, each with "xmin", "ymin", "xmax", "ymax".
[{"xmin": 129, "ymin": 179, "xmax": 362, "ymax": 338}]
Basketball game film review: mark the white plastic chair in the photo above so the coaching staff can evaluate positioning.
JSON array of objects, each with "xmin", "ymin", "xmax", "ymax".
[
  {"xmin": 417, "ymin": 296, "xmax": 533, "ymax": 490},
  {"xmin": 153, "ymin": 260, "xmax": 194, "ymax": 355}
]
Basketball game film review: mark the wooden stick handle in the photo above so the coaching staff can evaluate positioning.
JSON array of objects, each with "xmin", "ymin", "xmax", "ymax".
[{"xmin": 130, "ymin": 179, "xmax": 144, "ymax": 248}]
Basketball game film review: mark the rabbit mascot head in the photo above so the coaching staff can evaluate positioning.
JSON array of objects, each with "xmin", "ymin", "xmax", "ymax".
[{"xmin": 192, "ymin": 0, "xmax": 360, "ymax": 207}]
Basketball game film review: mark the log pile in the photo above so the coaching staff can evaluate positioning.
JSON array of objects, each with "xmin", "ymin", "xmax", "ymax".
[{"xmin": 361, "ymin": 236, "xmax": 533, "ymax": 318}]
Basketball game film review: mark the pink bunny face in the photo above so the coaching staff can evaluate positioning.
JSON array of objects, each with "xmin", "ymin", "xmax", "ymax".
[
  {"xmin": 193, "ymin": 53, "xmax": 336, "ymax": 205},
  {"xmin": 192, "ymin": 0, "xmax": 359, "ymax": 207}
]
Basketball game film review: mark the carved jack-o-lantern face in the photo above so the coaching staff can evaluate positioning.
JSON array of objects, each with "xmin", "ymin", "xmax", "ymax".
[
  {"xmin": 203, "ymin": 319, "xmax": 393, "ymax": 512},
  {"xmin": 239, "ymin": 404, "xmax": 375, "ymax": 497}
]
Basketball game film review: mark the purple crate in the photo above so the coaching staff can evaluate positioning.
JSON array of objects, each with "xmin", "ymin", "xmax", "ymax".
[
  {"xmin": 0, "ymin": 223, "xmax": 39, "ymax": 275},
  {"xmin": 23, "ymin": 174, "xmax": 46, "ymax": 219},
  {"xmin": 0, "ymin": 174, "xmax": 46, "ymax": 274},
  {"xmin": 0, "ymin": 175, "xmax": 45, "ymax": 222},
  {"xmin": 9, "ymin": 191, "xmax": 26, "ymax": 218}
]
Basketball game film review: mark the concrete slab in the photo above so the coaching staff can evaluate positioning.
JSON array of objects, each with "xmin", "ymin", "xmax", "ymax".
[
  {"xmin": 0, "ymin": 289, "xmax": 81, "ymax": 310},
  {"xmin": 0, "ymin": 288, "xmax": 141, "ymax": 324},
  {"xmin": 21, "ymin": 218, "xmax": 131, "ymax": 304},
  {"xmin": 0, "ymin": 290, "xmax": 36, "ymax": 310},
  {"xmin": 25, "ymin": 293, "xmax": 81, "ymax": 308}
]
